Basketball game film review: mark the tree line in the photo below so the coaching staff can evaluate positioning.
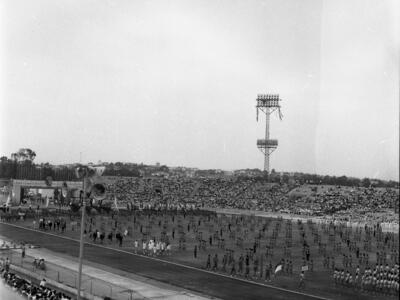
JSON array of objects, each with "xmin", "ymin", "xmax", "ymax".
[
  {"xmin": 267, "ymin": 169, "xmax": 399, "ymax": 189},
  {"xmin": 0, "ymin": 149, "xmax": 398, "ymax": 188}
]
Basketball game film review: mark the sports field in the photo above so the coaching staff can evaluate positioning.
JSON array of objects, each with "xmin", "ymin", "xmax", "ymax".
[{"xmin": 1, "ymin": 208, "xmax": 397, "ymax": 300}]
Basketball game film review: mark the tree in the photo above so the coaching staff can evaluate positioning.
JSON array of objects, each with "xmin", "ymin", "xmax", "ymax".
[
  {"xmin": 11, "ymin": 148, "xmax": 36, "ymax": 163},
  {"xmin": 42, "ymin": 163, "xmax": 54, "ymax": 179},
  {"xmin": 337, "ymin": 176, "xmax": 348, "ymax": 186},
  {"xmin": 361, "ymin": 178, "xmax": 371, "ymax": 188},
  {"xmin": 282, "ymin": 174, "xmax": 290, "ymax": 184},
  {"xmin": 159, "ymin": 165, "xmax": 169, "ymax": 172},
  {"xmin": 0, "ymin": 155, "xmax": 17, "ymax": 178},
  {"xmin": 387, "ymin": 180, "xmax": 399, "ymax": 188}
]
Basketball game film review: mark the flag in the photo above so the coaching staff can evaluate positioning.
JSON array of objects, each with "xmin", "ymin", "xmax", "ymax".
[
  {"xmin": 5, "ymin": 194, "xmax": 11, "ymax": 207},
  {"xmin": 301, "ymin": 265, "xmax": 308, "ymax": 272},
  {"xmin": 114, "ymin": 196, "xmax": 119, "ymax": 211},
  {"xmin": 274, "ymin": 264, "xmax": 282, "ymax": 274},
  {"xmin": 278, "ymin": 107, "xmax": 283, "ymax": 120}
]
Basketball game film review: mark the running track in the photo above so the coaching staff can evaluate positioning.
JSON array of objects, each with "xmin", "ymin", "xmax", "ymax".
[{"xmin": 0, "ymin": 222, "xmax": 328, "ymax": 300}]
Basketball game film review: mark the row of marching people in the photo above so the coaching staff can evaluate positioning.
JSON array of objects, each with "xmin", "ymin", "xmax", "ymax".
[
  {"xmin": 133, "ymin": 239, "xmax": 172, "ymax": 256},
  {"xmin": 333, "ymin": 264, "xmax": 399, "ymax": 296}
]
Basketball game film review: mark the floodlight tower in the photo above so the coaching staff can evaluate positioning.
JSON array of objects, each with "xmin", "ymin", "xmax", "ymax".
[{"xmin": 256, "ymin": 94, "xmax": 283, "ymax": 173}]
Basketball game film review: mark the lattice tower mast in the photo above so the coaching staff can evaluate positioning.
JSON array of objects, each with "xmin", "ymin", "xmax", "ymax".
[{"xmin": 256, "ymin": 94, "xmax": 283, "ymax": 173}]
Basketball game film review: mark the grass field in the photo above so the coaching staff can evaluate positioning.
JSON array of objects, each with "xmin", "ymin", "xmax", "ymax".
[{"xmin": 5, "ymin": 208, "xmax": 398, "ymax": 300}]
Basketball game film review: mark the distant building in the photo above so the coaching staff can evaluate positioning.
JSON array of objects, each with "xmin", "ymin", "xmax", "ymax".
[{"xmin": 234, "ymin": 169, "xmax": 263, "ymax": 177}]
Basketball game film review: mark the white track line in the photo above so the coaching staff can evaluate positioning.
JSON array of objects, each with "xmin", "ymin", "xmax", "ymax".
[{"xmin": 0, "ymin": 221, "xmax": 331, "ymax": 300}]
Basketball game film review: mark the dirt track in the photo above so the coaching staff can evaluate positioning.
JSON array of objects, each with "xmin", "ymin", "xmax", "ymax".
[{"xmin": 0, "ymin": 222, "xmax": 327, "ymax": 300}]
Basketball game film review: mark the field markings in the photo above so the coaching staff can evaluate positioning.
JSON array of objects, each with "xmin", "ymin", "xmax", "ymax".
[{"xmin": 0, "ymin": 221, "xmax": 332, "ymax": 300}]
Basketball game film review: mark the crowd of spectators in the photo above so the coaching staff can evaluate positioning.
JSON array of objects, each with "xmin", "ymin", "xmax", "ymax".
[
  {"xmin": 288, "ymin": 185, "xmax": 399, "ymax": 223},
  {"xmin": 105, "ymin": 177, "xmax": 290, "ymax": 210},
  {"xmin": 0, "ymin": 259, "xmax": 70, "ymax": 300},
  {"xmin": 104, "ymin": 177, "xmax": 399, "ymax": 224}
]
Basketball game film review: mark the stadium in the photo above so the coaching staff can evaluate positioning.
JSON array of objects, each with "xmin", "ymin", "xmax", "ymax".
[
  {"xmin": 0, "ymin": 160, "xmax": 398, "ymax": 299},
  {"xmin": 1, "ymin": 1, "xmax": 399, "ymax": 300}
]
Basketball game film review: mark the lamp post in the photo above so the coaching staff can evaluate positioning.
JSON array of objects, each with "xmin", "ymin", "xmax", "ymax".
[
  {"xmin": 75, "ymin": 165, "xmax": 105, "ymax": 300},
  {"xmin": 77, "ymin": 177, "xmax": 85, "ymax": 300}
]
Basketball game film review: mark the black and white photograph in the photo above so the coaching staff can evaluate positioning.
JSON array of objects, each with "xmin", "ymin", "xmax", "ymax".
[{"xmin": 0, "ymin": 0, "xmax": 398, "ymax": 299}]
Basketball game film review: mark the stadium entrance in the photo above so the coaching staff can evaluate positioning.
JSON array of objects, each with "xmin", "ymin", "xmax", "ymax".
[{"xmin": 11, "ymin": 179, "xmax": 82, "ymax": 205}]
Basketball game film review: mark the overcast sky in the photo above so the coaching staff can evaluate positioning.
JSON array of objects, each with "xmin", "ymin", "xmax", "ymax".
[{"xmin": 0, "ymin": 0, "xmax": 398, "ymax": 180}]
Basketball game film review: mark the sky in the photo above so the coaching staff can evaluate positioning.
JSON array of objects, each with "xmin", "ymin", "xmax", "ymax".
[{"xmin": 0, "ymin": 0, "xmax": 398, "ymax": 180}]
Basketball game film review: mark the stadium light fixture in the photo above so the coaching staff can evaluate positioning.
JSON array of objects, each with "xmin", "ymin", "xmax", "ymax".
[{"xmin": 76, "ymin": 165, "xmax": 106, "ymax": 300}]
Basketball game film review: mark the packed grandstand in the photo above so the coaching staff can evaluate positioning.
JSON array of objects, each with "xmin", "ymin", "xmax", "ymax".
[{"xmin": 103, "ymin": 176, "xmax": 399, "ymax": 225}]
